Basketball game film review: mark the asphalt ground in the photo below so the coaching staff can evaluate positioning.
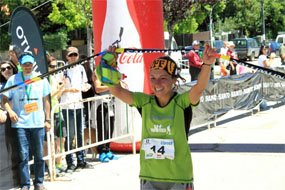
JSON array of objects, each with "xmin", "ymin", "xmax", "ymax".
[{"xmin": 33, "ymin": 100, "xmax": 285, "ymax": 190}]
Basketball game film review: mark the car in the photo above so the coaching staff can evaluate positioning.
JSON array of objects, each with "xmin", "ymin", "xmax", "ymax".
[
  {"xmin": 232, "ymin": 38, "xmax": 260, "ymax": 61},
  {"xmin": 184, "ymin": 45, "xmax": 192, "ymax": 54},
  {"xmin": 276, "ymin": 34, "xmax": 285, "ymax": 45}
]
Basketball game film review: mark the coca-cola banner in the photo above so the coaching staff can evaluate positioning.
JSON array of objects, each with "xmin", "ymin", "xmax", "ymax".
[
  {"xmin": 92, "ymin": 0, "xmax": 165, "ymax": 149},
  {"xmin": 92, "ymin": 0, "xmax": 165, "ymax": 93},
  {"xmin": 178, "ymin": 72, "xmax": 285, "ymax": 126}
]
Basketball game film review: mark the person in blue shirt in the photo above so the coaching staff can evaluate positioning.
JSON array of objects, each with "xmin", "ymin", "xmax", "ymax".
[{"xmin": 2, "ymin": 53, "xmax": 51, "ymax": 190}]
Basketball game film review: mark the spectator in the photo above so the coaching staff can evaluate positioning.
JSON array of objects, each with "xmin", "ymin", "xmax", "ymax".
[
  {"xmin": 44, "ymin": 56, "xmax": 67, "ymax": 175},
  {"xmin": 2, "ymin": 54, "xmax": 51, "ymax": 190},
  {"xmin": 185, "ymin": 40, "xmax": 203, "ymax": 81},
  {"xmin": 258, "ymin": 45, "xmax": 273, "ymax": 68},
  {"xmin": 0, "ymin": 60, "xmax": 17, "ymax": 123},
  {"xmin": 60, "ymin": 47, "xmax": 93, "ymax": 173},
  {"xmin": 91, "ymin": 71, "xmax": 118, "ymax": 162},
  {"xmin": 257, "ymin": 45, "xmax": 273, "ymax": 111},
  {"xmin": 80, "ymin": 55, "xmax": 95, "ymax": 128},
  {"xmin": 0, "ymin": 60, "xmax": 18, "ymax": 87},
  {"xmin": 105, "ymin": 44, "xmax": 216, "ymax": 189},
  {"xmin": 226, "ymin": 41, "xmax": 238, "ymax": 75},
  {"xmin": 219, "ymin": 41, "xmax": 229, "ymax": 76},
  {"xmin": 0, "ymin": 60, "xmax": 19, "ymax": 188}
]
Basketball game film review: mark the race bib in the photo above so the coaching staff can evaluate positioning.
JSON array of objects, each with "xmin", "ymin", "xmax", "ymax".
[
  {"xmin": 141, "ymin": 138, "xmax": 174, "ymax": 160},
  {"xmin": 24, "ymin": 102, "xmax": 39, "ymax": 114}
]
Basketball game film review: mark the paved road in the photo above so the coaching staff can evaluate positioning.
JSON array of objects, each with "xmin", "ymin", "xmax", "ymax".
[{"xmin": 39, "ymin": 101, "xmax": 285, "ymax": 190}]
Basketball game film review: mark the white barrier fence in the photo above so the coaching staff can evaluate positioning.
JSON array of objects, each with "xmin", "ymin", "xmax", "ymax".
[
  {"xmin": 45, "ymin": 94, "xmax": 136, "ymax": 181},
  {"xmin": 178, "ymin": 59, "xmax": 189, "ymax": 69}
]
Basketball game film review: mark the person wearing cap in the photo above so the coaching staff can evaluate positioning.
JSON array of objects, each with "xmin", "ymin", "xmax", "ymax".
[
  {"xmin": 2, "ymin": 54, "xmax": 51, "ymax": 190},
  {"xmin": 60, "ymin": 46, "xmax": 93, "ymax": 173},
  {"xmin": 100, "ymin": 43, "xmax": 216, "ymax": 189},
  {"xmin": 184, "ymin": 40, "xmax": 203, "ymax": 81},
  {"xmin": 225, "ymin": 41, "xmax": 238, "ymax": 75}
]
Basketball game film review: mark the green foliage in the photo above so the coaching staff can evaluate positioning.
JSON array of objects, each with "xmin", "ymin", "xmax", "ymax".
[
  {"xmin": 163, "ymin": 0, "xmax": 225, "ymax": 35},
  {"xmin": 216, "ymin": 0, "xmax": 285, "ymax": 39},
  {"xmin": 48, "ymin": 0, "xmax": 92, "ymax": 31},
  {"xmin": 43, "ymin": 30, "xmax": 69, "ymax": 51},
  {"xmin": 174, "ymin": 16, "xmax": 199, "ymax": 34},
  {"xmin": 264, "ymin": 0, "xmax": 285, "ymax": 39},
  {"xmin": 0, "ymin": 32, "xmax": 10, "ymax": 51},
  {"xmin": 215, "ymin": 17, "xmax": 238, "ymax": 34}
]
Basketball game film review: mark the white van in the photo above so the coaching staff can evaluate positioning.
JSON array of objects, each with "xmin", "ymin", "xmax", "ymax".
[
  {"xmin": 164, "ymin": 32, "xmax": 182, "ymax": 64},
  {"xmin": 276, "ymin": 34, "xmax": 285, "ymax": 45}
]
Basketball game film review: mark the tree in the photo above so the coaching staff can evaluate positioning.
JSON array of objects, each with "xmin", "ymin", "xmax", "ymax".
[
  {"xmin": 264, "ymin": 0, "xmax": 285, "ymax": 39},
  {"xmin": 0, "ymin": 1, "xmax": 13, "ymax": 51},
  {"xmin": 48, "ymin": 0, "xmax": 93, "ymax": 56},
  {"xmin": 215, "ymin": 0, "xmax": 285, "ymax": 40},
  {"xmin": 162, "ymin": 0, "xmax": 225, "ymax": 49},
  {"xmin": 0, "ymin": 0, "xmax": 68, "ymax": 51}
]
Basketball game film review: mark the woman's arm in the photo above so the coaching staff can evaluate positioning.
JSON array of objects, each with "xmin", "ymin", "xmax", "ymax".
[
  {"xmin": 263, "ymin": 56, "xmax": 274, "ymax": 67},
  {"xmin": 109, "ymin": 83, "xmax": 133, "ymax": 105},
  {"xmin": 92, "ymin": 70, "xmax": 109, "ymax": 94},
  {"xmin": 189, "ymin": 43, "xmax": 216, "ymax": 105}
]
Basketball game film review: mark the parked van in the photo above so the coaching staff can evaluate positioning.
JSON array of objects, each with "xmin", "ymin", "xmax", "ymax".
[
  {"xmin": 164, "ymin": 32, "xmax": 182, "ymax": 64},
  {"xmin": 276, "ymin": 34, "xmax": 285, "ymax": 45},
  {"xmin": 232, "ymin": 38, "xmax": 260, "ymax": 61}
]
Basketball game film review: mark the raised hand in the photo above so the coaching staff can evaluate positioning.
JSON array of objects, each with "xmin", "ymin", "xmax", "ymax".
[{"xmin": 202, "ymin": 43, "xmax": 217, "ymax": 65}]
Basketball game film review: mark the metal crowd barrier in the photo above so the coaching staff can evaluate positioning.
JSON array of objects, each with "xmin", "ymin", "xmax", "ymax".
[
  {"xmin": 178, "ymin": 59, "xmax": 189, "ymax": 69},
  {"xmin": 45, "ymin": 94, "xmax": 136, "ymax": 181}
]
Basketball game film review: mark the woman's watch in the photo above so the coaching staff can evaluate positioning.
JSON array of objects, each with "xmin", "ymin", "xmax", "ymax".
[{"xmin": 45, "ymin": 119, "xmax": 51, "ymax": 124}]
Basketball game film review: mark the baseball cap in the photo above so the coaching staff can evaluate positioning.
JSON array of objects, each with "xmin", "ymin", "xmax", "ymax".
[
  {"xmin": 66, "ymin": 47, "xmax": 79, "ymax": 56},
  {"xmin": 192, "ymin": 40, "xmax": 200, "ymax": 46},
  {"xmin": 19, "ymin": 54, "xmax": 34, "ymax": 64}
]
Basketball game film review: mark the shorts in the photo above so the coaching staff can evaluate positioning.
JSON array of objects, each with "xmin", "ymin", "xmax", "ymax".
[
  {"xmin": 53, "ymin": 113, "xmax": 67, "ymax": 139},
  {"xmin": 140, "ymin": 180, "xmax": 194, "ymax": 190}
]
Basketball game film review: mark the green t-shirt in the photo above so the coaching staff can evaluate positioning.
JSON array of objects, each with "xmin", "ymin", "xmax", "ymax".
[{"xmin": 132, "ymin": 91, "xmax": 194, "ymax": 183}]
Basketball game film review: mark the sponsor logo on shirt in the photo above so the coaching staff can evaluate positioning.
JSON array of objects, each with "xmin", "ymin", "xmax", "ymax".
[{"xmin": 150, "ymin": 124, "xmax": 171, "ymax": 135}]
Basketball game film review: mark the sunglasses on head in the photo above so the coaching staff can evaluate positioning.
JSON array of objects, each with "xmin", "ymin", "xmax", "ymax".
[
  {"xmin": 68, "ymin": 53, "xmax": 78, "ymax": 57},
  {"xmin": 49, "ymin": 65, "xmax": 57, "ymax": 68},
  {"xmin": 1, "ymin": 66, "xmax": 12, "ymax": 72}
]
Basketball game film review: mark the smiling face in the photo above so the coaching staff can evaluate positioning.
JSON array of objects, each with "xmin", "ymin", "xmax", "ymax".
[
  {"xmin": 0, "ymin": 63, "xmax": 13, "ymax": 80},
  {"xmin": 150, "ymin": 69, "xmax": 176, "ymax": 105},
  {"xmin": 21, "ymin": 62, "xmax": 33, "ymax": 76}
]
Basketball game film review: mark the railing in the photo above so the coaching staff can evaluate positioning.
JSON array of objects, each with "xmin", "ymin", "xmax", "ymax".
[
  {"xmin": 178, "ymin": 59, "xmax": 189, "ymax": 69},
  {"xmin": 45, "ymin": 94, "xmax": 136, "ymax": 181}
]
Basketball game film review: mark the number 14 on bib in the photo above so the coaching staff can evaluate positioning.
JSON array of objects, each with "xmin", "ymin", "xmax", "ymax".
[{"xmin": 141, "ymin": 138, "xmax": 175, "ymax": 160}]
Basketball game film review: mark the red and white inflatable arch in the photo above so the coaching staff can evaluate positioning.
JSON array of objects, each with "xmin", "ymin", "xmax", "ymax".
[{"xmin": 92, "ymin": 0, "xmax": 165, "ymax": 151}]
